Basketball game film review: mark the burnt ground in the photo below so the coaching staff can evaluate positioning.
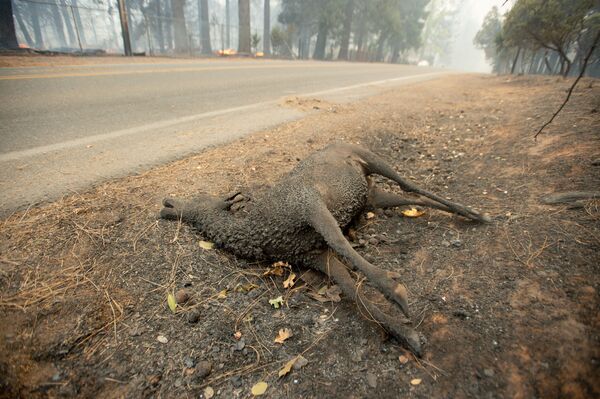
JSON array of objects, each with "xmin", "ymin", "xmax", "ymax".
[{"xmin": 0, "ymin": 74, "xmax": 598, "ymax": 399}]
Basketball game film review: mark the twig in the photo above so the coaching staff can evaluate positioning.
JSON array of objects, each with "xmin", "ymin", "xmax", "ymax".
[{"xmin": 534, "ymin": 29, "xmax": 600, "ymax": 140}]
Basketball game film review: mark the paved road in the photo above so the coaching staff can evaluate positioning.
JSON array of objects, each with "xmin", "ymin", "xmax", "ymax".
[{"xmin": 0, "ymin": 59, "xmax": 444, "ymax": 215}]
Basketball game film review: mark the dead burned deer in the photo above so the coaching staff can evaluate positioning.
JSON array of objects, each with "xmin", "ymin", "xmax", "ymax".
[{"xmin": 160, "ymin": 143, "xmax": 490, "ymax": 356}]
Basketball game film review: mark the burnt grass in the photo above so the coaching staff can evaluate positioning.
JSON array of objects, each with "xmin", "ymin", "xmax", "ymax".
[{"xmin": 0, "ymin": 75, "xmax": 598, "ymax": 399}]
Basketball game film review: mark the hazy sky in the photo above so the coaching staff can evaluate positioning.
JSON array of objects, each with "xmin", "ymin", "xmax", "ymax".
[{"xmin": 449, "ymin": 0, "xmax": 512, "ymax": 72}]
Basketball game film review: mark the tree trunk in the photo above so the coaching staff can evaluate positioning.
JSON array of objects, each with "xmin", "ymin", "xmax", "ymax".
[
  {"xmin": 263, "ymin": 0, "xmax": 270, "ymax": 55},
  {"xmin": 354, "ymin": 14, "xmax": 367, "ymax": 61},
  {"xmin": 238, "ymin": 0, "xmax": 251, "ymax": 53},
  {"xmin": 390, "ymin": 42, "xmax": 400, "ymax": 63},
  {"xmin": 199, "ymin": 0, "xmax": 211, "ymax": 54},
  {"xmin": 226, "ymin": 0, "xmax": 230, "ymax": 49},
  {"xmin": 337, "ymin": 0, "xmax": 354, "ymax": 60},
  {"xmin": 171, "ymin": 0, "xmax": 188, "ymax": 53},
  {"xmin": 313, "ymin": 21, "xmax": 328, "ymax": 60},
  {"xmin": 155, "ymin": 0, "xmax": 165, "ymax": 52},
  {"xmin": 510, "ymin": 47, "xmax": 521, "ymax": 74},
  {"xmin": 375, "ymin": 31, "xmax": 387, "ymax": 62},
  {"xmin": 0, "ymin": 0, "xmax": 19, "ymax": 49}
]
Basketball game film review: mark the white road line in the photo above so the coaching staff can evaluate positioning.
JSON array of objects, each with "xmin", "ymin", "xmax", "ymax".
[{"xmin": 0, "ymin": 72, "xmax": 444, "ymax": 163}]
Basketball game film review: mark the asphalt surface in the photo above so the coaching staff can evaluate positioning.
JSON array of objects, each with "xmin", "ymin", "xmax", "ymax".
[{"xmin": 0, "ymin": 58, "xmax": 444, "ymax": 214}]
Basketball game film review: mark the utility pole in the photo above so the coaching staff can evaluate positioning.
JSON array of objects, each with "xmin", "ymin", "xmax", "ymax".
[
  {"xmin": 226, "ymin": 0, "xmax": 230, "ymax": 49},
  {"xmin": 117, "ymin": 0, "xmax": 132, "ymax": 56}
]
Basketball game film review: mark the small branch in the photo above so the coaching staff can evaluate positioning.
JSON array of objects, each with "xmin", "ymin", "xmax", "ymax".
[{"xmin": 534, "ymin": 29, "xmax": 600, "ymax": 140}]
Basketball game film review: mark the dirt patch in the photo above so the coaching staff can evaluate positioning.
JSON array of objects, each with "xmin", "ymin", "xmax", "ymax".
[{"xmin": 1, "ymin": 74, "xmax": 598, "ymax": 398}]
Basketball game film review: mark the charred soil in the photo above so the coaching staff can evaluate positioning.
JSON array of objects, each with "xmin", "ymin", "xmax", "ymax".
[{"xmin": 0, "ymin": 75, "xmax": 599, "ymax": 398}]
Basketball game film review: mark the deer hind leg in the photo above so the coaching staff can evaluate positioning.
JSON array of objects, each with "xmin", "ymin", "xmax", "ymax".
[
  {"xmin": 308, "ymin": 199, "xmax": 410, "ymax": 317},
  {"xmin": 367, "ymin": 186, "xmax": 454, "ymax": 213},
  {"xmin": 356, "ymin": 147, "xmax": 491, "ymax": 223},
  {"xmin": 309, "ymin": 250, "xmax": 422, "ymax": 356}
]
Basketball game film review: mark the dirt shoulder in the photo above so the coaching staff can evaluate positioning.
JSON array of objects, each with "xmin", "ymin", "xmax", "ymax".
[
  {"xmin": 1, "ymin": 74, "xmax": 598, "ymax": 399},
  {"xmin": 0, "ymin": 54, "xmax": 261, "ymax": 68}
]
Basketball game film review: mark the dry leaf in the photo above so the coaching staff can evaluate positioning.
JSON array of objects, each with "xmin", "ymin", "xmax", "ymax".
[
  {"xmin": 278, "ymin": 358, "xmax": 295, "ymax": 377},
  {"xmin": 204, "ymin": 386, "xmax": 214, "ymax": 399},
  {"xmin": 234, "ymin": 283, "xmax": 258, "ymax": 293},
  {"xmin": 217, "ymin": 289, "xmax": 227, "ymax": 299},
  {"xmin": 366, "ymin": 212, "xmax": 376, "ymax": 219},
  {"xmin": 264, "ymin": 261, "xmax": 289, "ymax": 277},
  {"xmin": 251, "ymin": 381, "xmax": 268, "ymax": 396},
  {"xmin": 410, "ymin": 378, "xmax": 422, "ymax": 385},
  {"xmin": 402, "ymin": 208, "xmax": 425, "ymax": 218},
  {"xmin": 156, "ymin": 335, "xmax": 168, "ymax": 344},
  {"xmin": 199, "ymin": 240, "xmax": 214, "ymax": 250},
  {"xmin": 269, "ymin": 296, "xmax": 284, "ymax": 309},
  {"xmin": 167, "ymin": 293, "xmax": 177, "ymax": 313},
  {"xmin": 278, "ymin": 355, "xmax": 309, "ymax": 377},
  {"xmin": 274, "ymin": 328, "xmax": 293, "ymax": 344},
  {"xmin": 283, "ymin": 272, "xmax": 296, "ymax": 289},
  {"xmin": 399, "ymin": 355, "xmax": 409, "ymax": 364},
  {"xmin": 234, "ymin": 331, "xmax": 242, "ymax": 340}
]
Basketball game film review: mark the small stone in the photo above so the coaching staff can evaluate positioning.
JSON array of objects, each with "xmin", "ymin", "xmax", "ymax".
[
  {"xmin": 196, "ymin": 361, "xmax": 213, "ymax": 380},
  {"xmin": 366, "ymin": 372, "xmax": 377, "ymax": 388},
  {"xmin": 183, "ymin": 356, "xmax": 196, "ymax": 368},
  {"xmin": 368, "ymin": 237, "xmax": 379, "ymax": 246},
  {"xmin": 484, "ymin": 368, "xmax": 495, "ymax": 377},
  {"xmin": 451, "ymin": 239, "xmax": 462, "ymax": 248},
  {"xmin": 147, "ymin": 374, "xmax": 161, "ymax": 386},
  {"xmin": 187, "ymin": 310, "xmax": 200, "ymax": 324},
  {"xmin": 231, "ymin": 375, "xmax": 242, "ymax": 388},
  {"xmin": 51, "ymin": 372, "xmax": 61, "ymax": 382},
  {"xmin": 156, "ymin": 335, "xmax": 168, "ymax": 344},
  {"xmin": 175, "ymin": 289, "xmax": 190, "ymax": 304},
  {"xmin": 441, "ymin": 240, "xmax": 451, "ymax": 247}
]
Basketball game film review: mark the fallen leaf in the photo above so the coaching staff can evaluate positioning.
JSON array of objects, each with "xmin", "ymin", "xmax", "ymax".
[
  {"xmin": 217, "ymin": 289, "xmax": 227, "ymax": 299},
  {"xmin": 399, "ymin": 355, "xmax": 409, "ymax": 364},
  {"xmin": 167, "ymin": 293, "xmax": 177, "ymax": 313},
  {"xmin": 251, "ymin": 381, "xmax": 268, "ymax": 396},
  {"xmin": 199, "ymin": 240, "xmax": 214, "ymax": 250},
  {"xmin": 269, "ymin": 296, "xmax": 284, "ymax": 309},
  {"xmin": 156, "ymin": 335, "xmax": 168, "ymax": 344},
  {"xmin": 204, "ymin": 386, "xmax": 214, "ymax": 399},
  {"xmin": 274, "ymin": 328, "xmax": 293, "ymax": 344},
  {"xmin": 366, "ymin": 212, "xmax": 376, "ymax": 219},
  {"xmin": 278, "ymin": 355, "xmax": 309, "ymax": 377},
  {"xmin": 278, "ymin": 358, "xmax": 295, "ymax": 377},
  {"xmin": 234, "ymin": 331, "xmax": 242, "ymax": 340},
  {"xmin": 410, "ymin": 378, "xmax": 422, "ymax": 385},
  {"xmin": 283, "ymin": 272, "xmax": 296, "ymax": 289},
  {"xmin": 234, "ymin": 283, "xmax": 258, "ymax": 293},
  {"xmin": 402, "ymin": 208, "xmax": 425, "ymax": 218},
  {"xmin": 264, "ymin": 261, "xmax": 290, "ymax": 276}
]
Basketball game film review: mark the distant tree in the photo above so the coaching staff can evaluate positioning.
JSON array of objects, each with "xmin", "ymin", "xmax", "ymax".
[
  {"xmin": 252, "ymin": 32, "xmax": 261, "ymax": 52},
  {"xmin": 199, "ymin": 0, "xmax": 211, "ymax": 54},
  {"xmin": 503, "ymin": 0, "xmax": 596, "ymax": 77},
  {"xmin": 419, "ymin": 0, "xmax": 463, "ymax": 66},
  {"xmin": 337, "ymin": 0, "xmax": 355, "ymax": 60},
  {"xmin": 312, "ymin": 0, "xmax": 345, "ymax": 60},
  {"xmin": 238, "ymin": 0, "xmax": 251, "ymax": 53},
  {"xmin": 474, "ymin": 6, "xmax": 503, "ymax": 71},
  {"xmin": 0, "ymin": 0, "xmax": 19, "ymax": 49},
  {"xmin": 263, "ymin": 0, "xmax": 271, "ymax": 54},
  {"xmin": 171, "ymin": 0, "xmax": 189, "ymax": 53}
]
